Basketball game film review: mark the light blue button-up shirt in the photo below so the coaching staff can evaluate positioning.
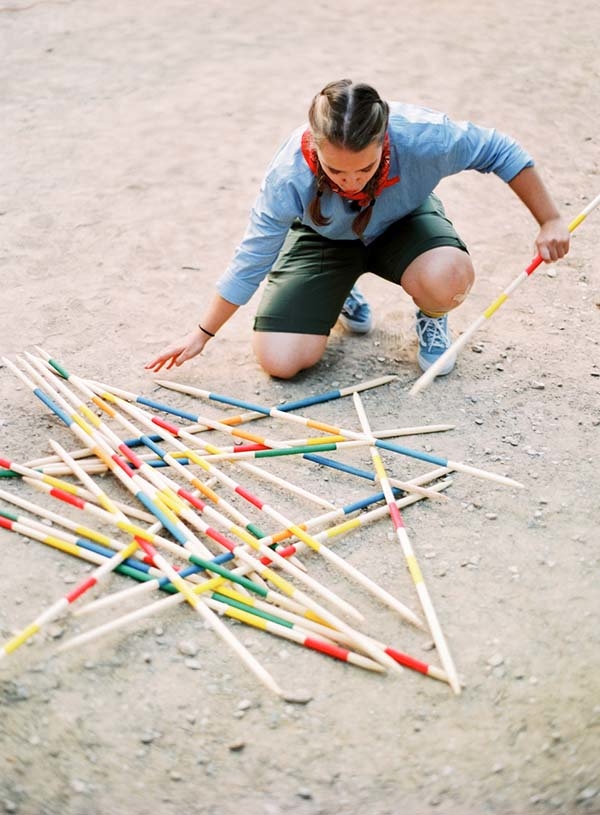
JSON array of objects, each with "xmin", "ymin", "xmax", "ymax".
[{"xmin": 217, "ymin": 102, "xmax": 534, "ymax": 306}]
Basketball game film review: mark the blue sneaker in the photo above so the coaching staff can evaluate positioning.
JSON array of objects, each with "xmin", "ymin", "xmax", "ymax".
[
  {"xmin": 415, "ymin": 310, "xmax": 456, "ymax": 375},
  {"xmin": 339, "ymin": 286, "xmax": 373, "ymax": 334}
]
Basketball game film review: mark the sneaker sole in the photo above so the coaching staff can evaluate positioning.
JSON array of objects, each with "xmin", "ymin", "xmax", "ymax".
[{"xmin": 417, "ymin": 351, "xmax": 456, "ymax": 376}]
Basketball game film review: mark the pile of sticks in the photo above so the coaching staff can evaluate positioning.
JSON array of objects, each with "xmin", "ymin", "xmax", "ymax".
[{"xmin": 0, "ymin": 350, "xmax": 523, "ymax": 699}]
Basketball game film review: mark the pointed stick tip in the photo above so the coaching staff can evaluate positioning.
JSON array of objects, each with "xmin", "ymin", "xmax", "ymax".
[{"xmin": 408, "ymin": 379, "xmax": 427, "ymax": 396}]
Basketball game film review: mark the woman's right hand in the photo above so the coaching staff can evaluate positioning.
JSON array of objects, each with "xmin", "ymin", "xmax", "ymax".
[{"xmin": 144, "ymin": 327, "xmax": 210, "ymax": 373}]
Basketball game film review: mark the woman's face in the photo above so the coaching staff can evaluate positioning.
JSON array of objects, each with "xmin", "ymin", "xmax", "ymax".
[{"xmin": 316, "ymin": 139, "xmax": 383, "ymax": 194}]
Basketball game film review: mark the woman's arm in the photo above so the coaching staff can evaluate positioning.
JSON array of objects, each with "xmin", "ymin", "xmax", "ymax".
[{"xmin": 508, "ymin": 165, "xmax": 570, "ymax": 262}]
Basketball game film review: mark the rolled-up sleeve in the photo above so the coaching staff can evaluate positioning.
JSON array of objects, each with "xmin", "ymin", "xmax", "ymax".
[{"xmin": 444, "ymin": 117, "xmax": 534, "ymax": 182}]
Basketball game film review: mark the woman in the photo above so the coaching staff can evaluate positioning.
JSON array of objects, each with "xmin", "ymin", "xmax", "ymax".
[{"xmin": 146, "ymin": 79, "xmax": 569, "ymax": 379}]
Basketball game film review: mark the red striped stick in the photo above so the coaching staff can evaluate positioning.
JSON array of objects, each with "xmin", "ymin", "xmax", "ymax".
[
  {"xmin": 0, "ymin": 538, "xmax": 139, "ymax": 659},
  {"xmin": 353, "ymin": 393, "xmax": 462, "ymax": 695}
]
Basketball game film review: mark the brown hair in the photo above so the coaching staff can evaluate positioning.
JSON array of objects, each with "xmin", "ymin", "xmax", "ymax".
[{"xmin": 307, "ymin": 79, "xmax": 390, "ymax": 236}]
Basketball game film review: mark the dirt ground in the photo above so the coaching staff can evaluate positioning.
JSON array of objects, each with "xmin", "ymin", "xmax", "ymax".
[{"xmin": 1, "ymin": 2, "xmax": 599, "ymax": 814}]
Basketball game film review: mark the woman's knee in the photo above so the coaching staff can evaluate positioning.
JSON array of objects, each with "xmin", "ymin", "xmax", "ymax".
[
  {"xmin": 402, "ymin": 247, "xmax": 474, "ymax": 311},
  {"xmin": 252, "ymin": 332, "xmax": 328, "ymax": 379}
]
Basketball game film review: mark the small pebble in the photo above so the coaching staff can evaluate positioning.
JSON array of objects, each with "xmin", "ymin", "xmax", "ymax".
[
  {"xmin": 184, "ymin": 659, "xmax": 202, "ymax": 671},
  {"xmin": 169, "ymin": 771, "xmax": 183, "ymax": 781},
  {"xmin": 228, "ymin": 740, "xmax": 245, "ymax": 752},
  {"xmin": 488, "ymin": 653, "xmax": 504, "ymax": 668},
  {"xmin": 177, "ymin": 640, "xmax": 199, "ymax": 657},
  {"xmin": 504, "ymin": 436, "xmax": 519, "ymax": 446},
  {"xmin": 297, "ymin": 788, "xmax": 313, "ymax": 800},
  {"xmin": 283, "ymin": 690, "xmax": 313, "ymax": 705},
  {"xmin": 485, "ymin": 513, "xmax": 498, "ymax": 521}
]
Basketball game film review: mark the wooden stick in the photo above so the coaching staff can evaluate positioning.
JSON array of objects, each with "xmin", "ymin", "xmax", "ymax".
[
  {"xmin": 0, "ymin": 538, "xmax": 140, "ymax": 659},
  {"xmin": 155, "ymin": 375, "xmax": 399, "ymax": 420},
  {"xmin": 87, "ymin": 375, "xmax": 523, "ymax": 489},
  {"xmin": 22, "ymin": 422, "xmax": 454, "ymax": 471},
  {"xmin": 55, "ymin": 574, "xmax": 385, "ymax": 675},
  {"xmin": 409, "ymin": 191, "xmax": 600, "ymax": 394},
  {"xmin": 353, "ymin": 392, "xmax": 462, "ymax": 694}
]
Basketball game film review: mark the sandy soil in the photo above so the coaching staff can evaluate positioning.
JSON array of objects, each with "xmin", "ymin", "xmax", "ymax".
[{"xmin": 1, "ymin": 2, "xmax": 599, "ymax": 814}]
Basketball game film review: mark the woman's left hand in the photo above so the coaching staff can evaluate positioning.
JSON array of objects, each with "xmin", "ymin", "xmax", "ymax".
[{"xmin": 535, "ymin": 217, "xmax": 570, "ymax": 263}]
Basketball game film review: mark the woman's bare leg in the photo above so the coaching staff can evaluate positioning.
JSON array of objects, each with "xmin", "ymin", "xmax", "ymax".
[{"xmin": 252, "ymin": 332, "xmax": 329, "ymax": 379}]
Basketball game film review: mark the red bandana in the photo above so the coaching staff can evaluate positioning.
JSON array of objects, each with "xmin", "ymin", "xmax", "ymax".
[{"xmin": 301, "ymin": 129, "xmax": 399, "ymax": 208}]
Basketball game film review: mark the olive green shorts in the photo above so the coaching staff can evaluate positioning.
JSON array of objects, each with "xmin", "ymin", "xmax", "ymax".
[{"xmin": 253, "ymin": 193, "xmax": 468, "ymax": 336}]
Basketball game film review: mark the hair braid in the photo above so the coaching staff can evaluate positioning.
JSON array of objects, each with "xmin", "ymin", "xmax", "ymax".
[{"xmin": 308, "ymin": 167, "xmax": 331, "ymax": 227}]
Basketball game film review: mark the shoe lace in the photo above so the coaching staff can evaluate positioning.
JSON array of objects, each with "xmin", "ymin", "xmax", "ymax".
[
  {"xmin": 343, "ymin": 288, "xmax": 366, "ymax": 317},
  {"xmin": 416, "ymin": 314, "xmax": 449, "ymax": 350}
]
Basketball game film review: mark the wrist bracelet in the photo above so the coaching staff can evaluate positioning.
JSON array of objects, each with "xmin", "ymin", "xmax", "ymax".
[{"xmin": 198, "ymin": 324, "xmax": 216, "ymax": 338}]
